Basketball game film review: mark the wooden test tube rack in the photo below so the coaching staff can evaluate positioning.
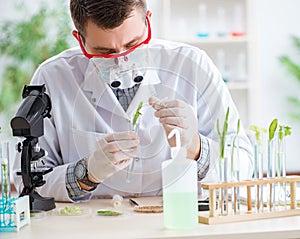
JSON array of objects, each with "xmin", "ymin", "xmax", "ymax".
[{"xmin": 199, "ymin": 176, "xmax": 300, "ymax": 224}]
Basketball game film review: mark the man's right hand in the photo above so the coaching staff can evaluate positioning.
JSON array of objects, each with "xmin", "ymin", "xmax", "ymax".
[{"xmin": 87, "ymin": 131, "xmax": 140, "ymax": 182}]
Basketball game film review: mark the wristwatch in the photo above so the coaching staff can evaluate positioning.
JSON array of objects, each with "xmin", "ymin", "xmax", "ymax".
[{"xmin": 74, "ymin": 158, "xmax": 99, "ymax": 188}]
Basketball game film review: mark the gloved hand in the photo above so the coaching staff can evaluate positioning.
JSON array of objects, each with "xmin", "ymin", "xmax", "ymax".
[
  {"xmin": 149, "ymin": 96, "xmax": 200, "ymax": 159},
  {"xmin": 87, "ymin": 131, "xmax": 140, "ymax": 182}
]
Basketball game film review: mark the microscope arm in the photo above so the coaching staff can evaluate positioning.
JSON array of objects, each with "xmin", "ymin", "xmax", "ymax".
[{"xmin": 20, "ymin": 138, "xmax": 33, "ymax": 196}]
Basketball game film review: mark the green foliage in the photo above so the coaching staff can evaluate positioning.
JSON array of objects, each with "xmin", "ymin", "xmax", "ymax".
[
  {"xmin": 279, "ymin": 35, "xmax": 300, "ymax": 122},
  {"xmin": 0, "ymin": 2, "xmax": 74, "ymax": 114}
]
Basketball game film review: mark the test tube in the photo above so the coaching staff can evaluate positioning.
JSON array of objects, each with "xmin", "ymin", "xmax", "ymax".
[
  {"xmin": 126, "ymin": 120, "xmax": 140, "ymax": 183},
  {"xmin": 267, "ymin": 138, "xmax": 276, "ymax": 211},
  {"xmin": 1, "ymin": 141, "xmax": 11, "ymax": 202},
  {"xmin": 254, "ymin": 133, "xmax": 265, "ymax": 212},
  {"xmin": 276, "ymin": 136, "xmax": 287, "ymax": 210},
  {"xmin": 218, "ymin": 156, "xmax": 229, "ymax": 216},
  {"xmin": 1, "ymin": 141, "xmax": 11, "ymax": 227},
  {"xmin": 230, "ymin": 135, "xmax": 240, "ymax": 214}
]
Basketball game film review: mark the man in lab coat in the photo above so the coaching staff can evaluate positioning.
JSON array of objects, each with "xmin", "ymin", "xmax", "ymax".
[{"xmin": 13, "ymin": 0, "xmax": 253, "ymax": 202}]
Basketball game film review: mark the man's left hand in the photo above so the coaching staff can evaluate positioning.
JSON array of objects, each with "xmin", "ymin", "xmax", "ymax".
[{"xmin": 149, "ymin": 96, "xmax": 201, "ymax": 160}]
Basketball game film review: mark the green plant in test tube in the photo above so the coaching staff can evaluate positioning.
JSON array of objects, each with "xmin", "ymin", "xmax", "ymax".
[
  {"xmin": 277, "ymin": 125, "xmax": 291, "ymax": 177},
  {"xmin": 268, "ymin": 119, "xmax": 278, "ymax": 178},
  {"xmin": 249, "ymin": 125, "xmax": 267, "ymax": 178},
  {"xmin": 249, "ymin": 125, "xmax": 267, "ymax": 211},
  {"xmin": 1, "ymin": 128, "xmax": 11, "ymax": 206},
  {"xmin": 132, "ymin": 101, "xmax": 143, "ymax": 130},
  {"xmin": 217, "ymin": 107, "xmax": 229, "ymax": 161},
  {"xmin": 216, "ymin": 107, "xmax": 230, "ymax": 215},
  {"xmin": 126, "ymin": 101, "xmax": 143, "ymax": 183},
  {"xmin": 267, "ymin": 119, "xmax": 278, "ymax": 211},
  {"xmin": 230, "ymin": 119, "xmax": 241, "ymax": 214},
  {"xmin": 1, "ymin": 159, "xmax": 9, "ymax": 202},
  {"xmin": 276, "ymin": 125, "xmax": 291, "ymax": 208}
]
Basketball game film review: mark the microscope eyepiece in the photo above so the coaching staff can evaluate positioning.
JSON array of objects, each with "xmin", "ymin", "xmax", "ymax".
[{"xmin": 10, "ymin": 85, "xmax": 51, "ymax": 138}]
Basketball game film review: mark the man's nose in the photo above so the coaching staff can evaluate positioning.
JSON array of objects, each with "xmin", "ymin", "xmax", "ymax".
[{"xmin": 115, "ymin": 47, "xmax": 127, "ymax": 54}]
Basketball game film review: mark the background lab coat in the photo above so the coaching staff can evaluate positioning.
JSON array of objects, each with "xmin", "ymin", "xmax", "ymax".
[{"xmin": 13, "ymin": 39, "xmax": 253, "ymax": 202}]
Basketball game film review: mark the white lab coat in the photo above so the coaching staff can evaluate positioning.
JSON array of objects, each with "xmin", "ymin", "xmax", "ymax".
[{"xmin": 12, "ymin": 39, "xmax": 253, "ymax": 202}]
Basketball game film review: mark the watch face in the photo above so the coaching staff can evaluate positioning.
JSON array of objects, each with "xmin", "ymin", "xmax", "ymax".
[{"xmin": 74, "ymin": 161, "xmax": 86, "ymax": 180}]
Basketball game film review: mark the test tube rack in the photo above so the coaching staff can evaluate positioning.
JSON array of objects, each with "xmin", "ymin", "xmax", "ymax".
[
  {"xmin": 199, "ymin": 176, "xmax": 300, "ymax": 224},
  {"xmin": 0, "ymin": 195, "xmax": 30, "ymax": 232}
]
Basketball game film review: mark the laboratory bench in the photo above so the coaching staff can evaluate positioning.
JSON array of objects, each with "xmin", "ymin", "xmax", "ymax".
[{"xmin": 2, "ymin": 196, "xmax": 300, "ymax": 239}]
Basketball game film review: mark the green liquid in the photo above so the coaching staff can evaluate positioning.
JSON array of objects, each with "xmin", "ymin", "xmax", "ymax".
[{"xmin": 163, "ymin": 191, "xmax": 198, "ymax": 229}]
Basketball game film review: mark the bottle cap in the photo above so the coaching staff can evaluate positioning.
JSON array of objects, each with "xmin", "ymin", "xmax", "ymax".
[{"xmin": 168, "ymin": 128, "xmax": 187, "ymax": 159}]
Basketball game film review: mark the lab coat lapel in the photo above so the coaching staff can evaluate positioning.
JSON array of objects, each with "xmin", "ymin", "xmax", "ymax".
[
  {"xmin": 82, "ymin": 63, "xmax": 161, "ymax": 122},
  {"xmin": 126, "ymin": 70, "xmax": 161, "ymax": 117},
  {"xmin": 82, "ymin": 62, "xmax": 129, "ymax": 120}
]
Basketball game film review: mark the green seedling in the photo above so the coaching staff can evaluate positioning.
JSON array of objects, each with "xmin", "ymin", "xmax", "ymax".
[
  {"xmin": 278, "ymin": 125, "xmax": 292, "ymax": 141},
  {"xmin": 217, "ymin": 107, "xmax": 229, "ymax": 159},
  {"xmin": 132, "ymin": 101, "xmax": 143, "ymax": 129},
  {"xmin": 277, "ymin": 125, "xmax": 292, "ymax": 175},
  {"xmin": 249, "ymin": 125, "xmax": 267, "ymax": 148}
]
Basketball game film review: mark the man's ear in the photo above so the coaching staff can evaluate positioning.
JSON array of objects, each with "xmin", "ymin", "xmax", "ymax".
[
  {"xmin": 146, "ymin": 10, "xmax": 152, "ymax": 21},
  {"xmin": 72, "ymin": 30, "xmax": 80, "ymax": 41}
]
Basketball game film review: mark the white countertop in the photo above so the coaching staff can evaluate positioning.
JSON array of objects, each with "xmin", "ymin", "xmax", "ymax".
[{"xmin": 2, "ymin": 197, "xmax": 300, "ymax": 239}]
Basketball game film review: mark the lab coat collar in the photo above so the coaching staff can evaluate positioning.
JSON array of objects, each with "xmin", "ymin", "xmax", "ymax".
[{"xmin": 82, "ymin": 62, "xmax": 160, "ymax": 119}]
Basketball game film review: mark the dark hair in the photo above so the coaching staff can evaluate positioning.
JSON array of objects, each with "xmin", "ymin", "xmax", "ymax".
[{"xmin": 70, "ymin": 0, "xmax": 147, "ymax": 37}]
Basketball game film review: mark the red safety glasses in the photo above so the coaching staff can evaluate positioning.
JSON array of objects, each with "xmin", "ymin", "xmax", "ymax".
[{"xmin": 77, "ymin": 16, "xmax": 151, "ymax": 59}]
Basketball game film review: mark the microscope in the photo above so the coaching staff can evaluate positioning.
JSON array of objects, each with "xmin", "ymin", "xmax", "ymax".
[{"xmin": 10, "ymin": 84, "xmax": 56, "ymax": 211}]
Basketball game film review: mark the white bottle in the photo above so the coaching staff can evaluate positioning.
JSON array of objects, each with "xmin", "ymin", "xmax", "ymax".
[{"xmin": 162, "ymin": 129, "xmax": 198, "ymax": 229}]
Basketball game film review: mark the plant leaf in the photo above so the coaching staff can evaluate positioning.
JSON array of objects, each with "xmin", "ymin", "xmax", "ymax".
[{"xmin": 268, "ymin": 118, "xmax": 278, "ymax": 141}]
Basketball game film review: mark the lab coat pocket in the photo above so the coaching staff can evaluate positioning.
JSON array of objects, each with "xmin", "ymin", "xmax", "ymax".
[{"xmin": 69, "ymin": 128, "xmax": 106, "ymax": 161}]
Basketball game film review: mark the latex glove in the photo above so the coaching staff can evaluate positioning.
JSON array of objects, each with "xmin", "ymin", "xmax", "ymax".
[
  {"xmin": 149, "ymin": 96, "xmax": 200, "ymax": 159},
  {"xmin": 87, "ymin": 131, "xmax": 140, "ymax": 182}
]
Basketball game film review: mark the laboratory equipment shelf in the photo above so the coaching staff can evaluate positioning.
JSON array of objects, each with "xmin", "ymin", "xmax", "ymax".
[
  {"xmin": 167, "ymin": 36, "xmax": 250, "ymax": 45},
  {"xmin": 159, "ymin": 0, "xmax": 257, "ymax": 126},
  {"xmin": 199, "ymin": 176, "xmax": 300, "ymax": 224}
]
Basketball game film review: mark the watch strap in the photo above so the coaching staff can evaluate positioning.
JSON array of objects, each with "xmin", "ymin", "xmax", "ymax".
[{"xmin": 75, "ymin": 158, "xmax": 100, "ymax": 189}]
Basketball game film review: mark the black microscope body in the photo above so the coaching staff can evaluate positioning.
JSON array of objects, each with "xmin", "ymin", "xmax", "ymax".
[{"xmin": 10, "ymin": 84, "xmax": 55, "ymax": 211}]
